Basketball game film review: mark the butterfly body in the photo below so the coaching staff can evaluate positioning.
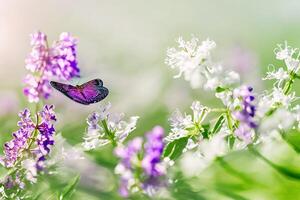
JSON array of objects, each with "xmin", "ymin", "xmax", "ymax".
[{"xmin": 50, "ymin": 79, "xmax": 109, "ymax": 105}]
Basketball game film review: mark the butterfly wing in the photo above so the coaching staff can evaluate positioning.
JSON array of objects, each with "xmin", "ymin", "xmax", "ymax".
[
  {"xmin": 80, "ymin": 79, "xmax": 109, "ymax": 104},
  {"xmin": 50, "ymin": 81, "xmax": 90, "ymax": 105},
  {"xmin": 50, "ymin": 79, "xmax": 109, "ymax": 105}
]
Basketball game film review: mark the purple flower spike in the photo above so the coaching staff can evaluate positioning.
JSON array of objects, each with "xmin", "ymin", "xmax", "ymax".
[
  {"xmin": 2, "ymin": 109, "xmax": 35, "ymax": 168},
  {"xmin": 24, "ymin": 31, "xmax": 80, "ymax": 103},
  {"xmin": 115, "ymin": 126, "xmax": 167, "ymax": 197},
  {"xmin": 233, "ymin": 86, "xmax": 257, "ymax": 143},
  {"xmin": 142, "ymin": 126, "xmax": 165, "ymax": 177}
]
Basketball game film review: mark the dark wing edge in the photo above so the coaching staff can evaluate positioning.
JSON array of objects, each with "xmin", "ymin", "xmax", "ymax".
[
  {"xmin": 80, "ymin": 79, "xmax": 103, "ymax": 87},
  {"xmin": 87, "ymin": 86, "xmax": 109, "ymax": 104}
]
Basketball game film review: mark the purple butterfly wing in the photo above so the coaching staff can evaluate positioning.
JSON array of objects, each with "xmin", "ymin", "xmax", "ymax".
[
  {"xmin": 50, "ymin": 79, "xmax": 109, "ymax": 105},
  {"xmin": 80, "ymin": 79, "xmax": 109, "ymax": 104}
]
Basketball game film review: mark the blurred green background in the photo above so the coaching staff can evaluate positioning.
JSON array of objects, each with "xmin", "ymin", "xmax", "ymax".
[{"xmin": 1, "ymin": 0, "xmax": 300, "ymax": 199}]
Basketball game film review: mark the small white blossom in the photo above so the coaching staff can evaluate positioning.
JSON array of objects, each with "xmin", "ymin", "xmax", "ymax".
[
  {"xmin": 257, "ymin": 88, "xmax": 296, "ymax": 117},
  {"xmin": 166, "ymin": 101, "xmax": 209, "ymax": 142},
  {"xmin": 22, "ymin": 159, "xmax": 37, "ymax": 183},
  {"xmin": 274, "ymin": 41, "xmax": 298, "ymax": 61},
  {"xmin": 204, "ymin": 65, "xmax": 240, "ymax": 90},
  {"xmin": 273, "ymin": 41, "xmax": 300, "ymax": 74},
  {"xmin": 263, "ymin": 67, "xmax": 289, "ymax": 86},
  {"xmin": 83, "ymin": 102, "xmax": 139, "ymax": 150},
  {"xmin": 259, "ymin": 108, "xmax": 295, "ymax": 133},
  {"xmin": 180, "ymin": 132, "xmax": 228, "ymax": 176}
]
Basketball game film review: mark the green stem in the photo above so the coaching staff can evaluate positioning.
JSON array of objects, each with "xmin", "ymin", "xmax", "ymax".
[
  {"xmin": 283, "ymin": 71, "xmax": 296, "ymax": 95},
  {"xmin": 226, "ymin": 110, "xmax": 233, "ymax": 133},
  {"xmin": 248, "ymin": 146, "xmax": 300, "ymax": 180},
  {"xmin": 210, "ymin": 108, "xmax": 227, "ymax": 113},
  {"xmin": 101, "ymin": 120, "xmax": 117, "ymax": 147}
]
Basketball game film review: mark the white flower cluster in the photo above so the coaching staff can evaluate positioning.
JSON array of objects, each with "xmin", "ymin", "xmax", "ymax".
[
  {"xmin": 165, "ymin": 36, "xmax": 239, "ymax": 90},
  {"xmin": 83, "ymin": 102, "xmax": 139, "ymax": 150},
  {"xmin": 166, "ymin": 101, "xmax": 209, "ymax": 142},
  {"xmin": 264, "ymin": 41, "xmax": 300, "ymax": 87},
  {"xmin": 257, "ymin": 42, "xmax": 300, "ymax": 132}
]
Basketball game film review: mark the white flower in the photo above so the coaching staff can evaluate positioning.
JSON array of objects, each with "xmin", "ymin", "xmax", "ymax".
[
  {"xmin": 257, "ymin": 87, "xmax": 296, "ymax": 117},
  {"xmin": 259, "ymin": 108, "xmax": 295, "ymax": 133},
  {"xmin": 215, "ymin": 90, "xmax": 233, "ymax": 107},
  {"xmin": 263, "ymin": 67, "xmax": 289, "ymax": 86},
  {"xmin": 274, "ymin": 41, "xmax": 298, "ymax": 61},
  {"xmin": 165, "ymin": 36, "xmax": 215, "ymax": 88},
  {"xmin": 166, "ymin": 101, "xmax": 209, "ymax": 142},
  {"xmin": 272, "ymin": 87, "xmax": 296, "ymax": 108},
  {"xmin": 166, "ymin": 36, "xmax": 239, "ymax": 90},
  {"xmin": 180, "ymin": 133, "xmax": 228, "ymax": 176},
  {"xmin": 204, "ymin": 65, "xmax": 240, "ymax": 90},
  {"xmin": 197, "ymin": 133, "xmax": 228, "ymax": 162},
  {"xmin": 22, "ymin": 159, "xmax": 37, "ymax": 183},
  {"xmin": 83, "ymin": 102, "xmax": 139, "ymax": 150},
  {"xmin": 274, "ymin": 41, "xmax": 300, "ymax": 72}
]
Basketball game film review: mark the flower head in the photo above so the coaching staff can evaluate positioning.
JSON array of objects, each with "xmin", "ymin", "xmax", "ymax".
[
  {"xmin": 24, "ymin": 31, "xmax": 80, "ymax": 103},
  {"xmin": 83, "ymin": 102, "xmax": 139, "ymax": 150},
  {"xmin": 166, "ymin": 36, "xmax": 239, "ymax": 89},
  {"xmin": 1, "ymin": 105, "xmax": 56, "ymax": 190},
  {"xmin": 115, "ymin": 126, "xmax": 167, "ymax": 197},
  {"xmin": 166, "ymin": 101, "xmax": 209, "ymax": 142},
  {"xmin": 142, "ymin": 126, "xmax": 165, "ymax": 176},
  {"xmin": 232, "ymin": 86, "xmax": 257, "ymax": 143},
  {"xmin": 2, "ymin": 109, "xmax": 35, "ymax": 168}
]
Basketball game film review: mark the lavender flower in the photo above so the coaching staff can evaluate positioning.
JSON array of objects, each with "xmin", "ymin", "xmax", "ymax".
[
  {"xmin": 24, "ymin": 31, "xmax": 80, "ymax": 103},
  {"xmin": 115, "ymin": 137, "xmax": 143, "ymax": 197},
  {"xmin": 233, "ymin": 86, "xmax": 257, "ymax": 143},
  {"xmin": 115, "ymin": 126, "xmax": 167, "ymax": 197},
  {"xmin": 2, "ymin": 109, "xmax": 35, "ymax": 168},
  {"xmin": 1, "ymin": 105, "xmax": 57, "ymax": 189},
  {"xmin": 35, "ymin": 105, "xmax": 56, "ymax": 169},
  {"xmin": 142, "ymin": 126, "xmax": 165, "ymax": 177}
]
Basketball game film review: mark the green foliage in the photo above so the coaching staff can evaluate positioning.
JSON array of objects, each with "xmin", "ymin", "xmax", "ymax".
[
  {"xmin": 58, "ymin": 175, "xmax": 80, "ymax": 200},
  {"xmin": 163, "ymin": 136, "xmax": 189, "ymax": 160},
  {"xmin": 212, "ymin": 114, "xmax": 225, "ymax": 134}
]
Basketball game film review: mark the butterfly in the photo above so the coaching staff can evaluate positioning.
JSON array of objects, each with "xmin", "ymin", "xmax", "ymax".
[{"xmin": 50, "ymin": 79, "xmax": 109, "ymax": 105}]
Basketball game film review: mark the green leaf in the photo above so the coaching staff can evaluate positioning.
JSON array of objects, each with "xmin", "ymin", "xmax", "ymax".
[
  {"xmin": 201, "ymin": 124, "xmax": 210, "ymax": 139},
  {"xmin": 163, "ymin": 136, "xmax": 189, "ymax": 160},
  {"xmin": 281, "ymin": 129, "xmax": 300, "ymax": 153},
  {"xmin": 249, "ymin": 146, "xmax": 300, "ymax": 180},
  {"xmin": 58, "ymin": 175, "xmax": 80, "ymax": 200},
  {"xmin": 212, "ymin": 115, "xmax": 225, "ymax": 134},
  {"xmin": 216, "ymin": 86, "xmax": 226, "ymax": 93},
  {"xmin": 228, "ymin": 135, "xmax": 235, "ymax": 149}
]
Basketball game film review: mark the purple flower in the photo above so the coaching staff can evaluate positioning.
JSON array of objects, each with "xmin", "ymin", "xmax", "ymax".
[
  {"xmin": 35, "ymin": 105, "xmax": 56, "ymax": 169},
  {"xmin": 24, "ymin": 31, "xmax": 80, "ymax": 103},
  {"xmin": 142, "ymin": 126, "xmax": 165, "ymax": 177},
  {"xmin": 50, "ymin": 32, "xmax": 79, "ymax": 80},
  {"xmin": 115, "ymin": 137, "xmax": 143, "ymax": 197},
  {"xmin": 1, "ymin": 105, "xmax": 56, "ymax": 173},
  {"xmin": 115, "ymin": 126, "xmax": 166, "ymax": 197},
  {"xmin": 86, "ymin": 112, "xmax": 100, "ymax": 130},
  {"xmin": 233, "ymin": 86, "xmax": 257, "ymax": 143},
  {"xmin": 2, "ymin": 109, "xmax": 35, "ymax": 168},
  {"xmin": 115, "ymin": 137, "xmax": 143, "ymax": 169}
]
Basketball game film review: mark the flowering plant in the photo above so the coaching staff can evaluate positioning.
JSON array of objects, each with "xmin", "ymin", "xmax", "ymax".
[{"xmin": 1, "ymin": 32, "xmax": 300, "ymax": 199}]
